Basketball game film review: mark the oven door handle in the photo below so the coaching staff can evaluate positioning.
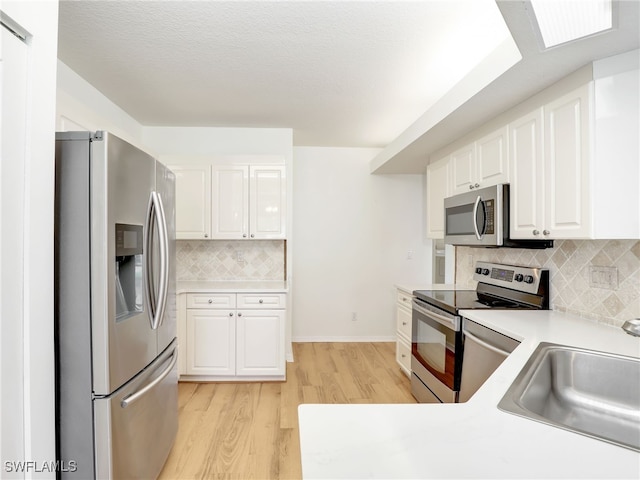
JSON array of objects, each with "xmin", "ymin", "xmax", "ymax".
[
  {"xmin": 463, "ymin": 330, "xmax": 512, "ymax": 357},
  {"xmin": 412, "ymin": 300, "xmax": 460, "ymax": 331}
]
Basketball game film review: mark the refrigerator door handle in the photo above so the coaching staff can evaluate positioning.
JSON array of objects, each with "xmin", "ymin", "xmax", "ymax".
[
  {"xmin": 120, "ymin": 346, "xmax": 177, "ymax": 408},
  {"xmin": 145, "ymin": 191, "xmax": 169, "ymax": 330}
]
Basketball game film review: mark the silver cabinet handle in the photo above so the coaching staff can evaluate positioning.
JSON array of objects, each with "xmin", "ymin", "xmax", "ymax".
[
  {"xmin": 250, "ymin": 234, "xmax": 255, "ymax": 238},
  {"xmin": 469, "ymin": 185, "xmax": 474, "ymax": 190},
  {"xmin": 543, "ymin": 230, "xmax": 550, "ymax": 235},
  {"xmin": 238, "ymin": 312, "xmax": 243, "ymax": 317},
  {"xmin": 204, "ymin": 234, "xmax": 208, "ymax": 238},
  {"xmin": 474, "ymin": 183, "xmax": 480, "ymax": 188},
  {"xmin": 259, "ymin": 299, "xmax": 264, "ymax": 304},
  {"xmin": 402, "ymin": 322, "xmax": 408, "ymax": 326},
  {"xmin": 229, "ymin": 312, "xmax": 233, "ymax": 316},
  {"xmin": 208, "ymin": 299, "xmax": 212, "ymax": 304},
  {"xmin": 533, "ymin": 229, "xmax": 540, "ymax": 235},
  {"xmin": 121, "ymin": 347, "xmax": 177, "ymax": 408},
  {"xmin": 243, "ymin": 233, "xmax": 247, "ymax": 238}
]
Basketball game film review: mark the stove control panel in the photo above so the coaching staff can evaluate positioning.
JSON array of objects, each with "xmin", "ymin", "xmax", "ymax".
[{"xmin": 473, "ymin": 262, "xmax": 546, "ymax": 294}]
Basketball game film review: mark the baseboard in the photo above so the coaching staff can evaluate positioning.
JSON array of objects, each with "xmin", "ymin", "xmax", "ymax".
[{"xmin": 291, "ymin": 335, "xmax": 397, "ymax": 343}]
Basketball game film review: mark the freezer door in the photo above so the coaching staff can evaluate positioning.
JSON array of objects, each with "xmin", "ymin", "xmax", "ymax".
[
  {"xmin": 94, "ymin": 340, "xmax": 178, "ymax": 480},
  {"xmin": 154, "ymin": 162, "xmax": 177, "ymax": 354},
  {"xmin": 91, "ymin": 133, "xmax": 159, "ymax": 394}
]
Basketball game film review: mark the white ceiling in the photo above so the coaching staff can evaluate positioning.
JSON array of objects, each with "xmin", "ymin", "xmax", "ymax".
[
  {"xmin": 57, "ymin": 1, "xmax": 639, "ymax": 172},
  {"xmin": 57, "ymin": 0, "xmax": 511, "ymax": 147}
]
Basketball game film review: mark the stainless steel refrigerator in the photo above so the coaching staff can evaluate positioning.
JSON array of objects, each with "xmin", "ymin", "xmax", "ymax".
[{"xmin": 54, "ymin": 131, "xmax": 177, "ymax": 479}]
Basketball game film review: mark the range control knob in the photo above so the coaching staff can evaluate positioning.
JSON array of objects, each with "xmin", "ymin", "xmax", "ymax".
[
  {"xmin": 475, "ymin": 267, "xmax": 482, "ymax": 275},
  {"xmin": 514, "ymin": 274, "xmax": 524, "ymax": 282},
  {"xmin": 482, "ymin": 268, "xmax": 490, "ymax": 276},
  {"xmin": 524, "ymin": 275, "xmax": 534, "ymax": 284}
]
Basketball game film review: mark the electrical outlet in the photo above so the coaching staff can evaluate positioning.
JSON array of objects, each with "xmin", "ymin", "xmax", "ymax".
[
  {"xmin": 407, "ymin": 250, "xmax": 413, "ymax": 260},
  {"xmin": 589, "ymin": 266, "xmax": 618, "ymax": 290},
  {"xmin": 351, "ymin": 312, "xmax": 357, "ymax": 322},
  {"xmin": 236, "ymin": 251, "xmax": 244, "ymax": 263}
]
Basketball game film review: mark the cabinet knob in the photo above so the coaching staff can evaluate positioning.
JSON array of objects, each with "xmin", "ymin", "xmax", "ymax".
[
  {"xmin": 402, "ymin": 322, "xmax": 407, "ymax": 326},
  {"xmin": 243, "ymin": 234, "xmax": 247, "ymax": 238},
  {"xmin": 250, "ymin": 234, "xmax": 255, "ymax": 238},
  {"xmin": 533, "ymin": 229, "xmax": 540, "ymax": 235},
  {"xmin": 208, "ymin": 299, "xmax": 212, "ymax": 304},
  {"xmin": 238, "ymin": 312, "xmax": 243, "ymax": 317},
  {"xmin": 474, "ymin": 183, "xmax": 480, "ymax": 188},
  {"xmin": 204, "ymin": 234, "xmax": 208, "ymax": 238},
  {"xmin": 543, "ymin": 229, "xmax": 550, "ymax": 236},
  {"xmin": 229, "ymin": 312, "xmax": 233, "ymax": 316},
  {"xmin": 469, "ymin": 185, "xmax": 474, "ymax": 190},
  {"xmin": 259, "ymin": 299, "xmax": 264, "ymax": 304},
  {"xmin": 401, "ymin": 354, "xmax": 407, "ymax": 358}
]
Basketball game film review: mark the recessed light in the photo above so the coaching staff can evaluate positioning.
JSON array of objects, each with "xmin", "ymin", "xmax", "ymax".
[{"xmin": 530, "ymin": 0, "xmax": 613, "ymax": 48}]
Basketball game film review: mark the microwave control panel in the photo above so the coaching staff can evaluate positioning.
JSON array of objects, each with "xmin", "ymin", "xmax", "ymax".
[{"xmin": 483, "ymin": 199, "xmax": 495, "ymax": 234}]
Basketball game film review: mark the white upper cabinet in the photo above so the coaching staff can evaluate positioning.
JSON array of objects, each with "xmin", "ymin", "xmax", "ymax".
[
  {"xmin": 212, "ymin": 165, "xmax": 249, "ymax": 239},
  {"xmin": 544, "ymin": 84, "xmax": 591, "ymax": 238},
  {"xmin": 213, "ymin": 165, "xmax": 286, "ymax": 240},
  {"xmin": 172, "ymin": 161, "xmax": 286, "ymax": 240},
  {"xmin": 510, "ymin": 86, "xmax": 591, "ymax": 240},
  {"xmin": 450, "ymin": 143, "xmax": 476, "ymax": 195},
  {"xmin": 426, "ymin": 156, "xmax": 450, "ymax": 239},
  {"xmin": 249, "ymin": 166, "xmax": 287, "ymax": 239},
  {"xmin": 476, "ymin": 126, "xmax": 509, "ymax": 188},
  {"xmin": 450, "ymin": 127, "xmax": 509, "ymax": 196},
  {"xmin": 509, "ymin": 108, "xmax": 544, "ymax": 239},
  {"xmin": 171, "ymin": 165, "xmax": 211, "ymax": 239}
]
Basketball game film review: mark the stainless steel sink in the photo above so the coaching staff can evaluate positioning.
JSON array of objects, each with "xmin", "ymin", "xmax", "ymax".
[{"xmin": 498, "ymin": 342, "xmax": 640, "ymax": 451}]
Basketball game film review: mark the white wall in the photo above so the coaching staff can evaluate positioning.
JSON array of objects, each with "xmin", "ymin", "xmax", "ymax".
[
  {"xmin": 1, "ymin": 1, "xmax": 59, "ymax": 477},
  {"xmin": 292, "ymin": 147, "xmax": 430, "ymax": 341}
]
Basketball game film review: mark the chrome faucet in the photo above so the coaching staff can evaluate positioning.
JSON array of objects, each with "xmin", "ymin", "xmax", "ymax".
[{"xmin": 622, "ymin": 319, "xmax": 640, "ymax": 337}]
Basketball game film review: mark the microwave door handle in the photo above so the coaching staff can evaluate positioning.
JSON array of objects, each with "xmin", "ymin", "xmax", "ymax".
[{"xmin": 473, "ymin": 195, "xmax": 482, "ymax": 240}]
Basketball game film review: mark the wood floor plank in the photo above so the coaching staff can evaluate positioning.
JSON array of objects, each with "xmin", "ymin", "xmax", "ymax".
[{"xmin": 158, "ymin": 342, "xmax": 415, "ymax": 480}]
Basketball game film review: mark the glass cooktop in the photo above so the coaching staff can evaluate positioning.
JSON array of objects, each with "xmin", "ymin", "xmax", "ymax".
[{"xmin": 413, "ymin": 289, "xmax": 538, "ymax": 316}]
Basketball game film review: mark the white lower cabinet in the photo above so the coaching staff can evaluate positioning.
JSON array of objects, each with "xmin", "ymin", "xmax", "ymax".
[
  {"xmin": 180, "ymin": 291, "xmax": 286, "ymax": 380},
  {"xmin": 395, "ymin": 288, "xmax": 412, "ymax": 377}
]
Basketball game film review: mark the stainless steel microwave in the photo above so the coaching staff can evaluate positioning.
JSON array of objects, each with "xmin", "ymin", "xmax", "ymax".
[{"xmin": 443, "ymin": 184, "xmax": 553, "ymax": 249}]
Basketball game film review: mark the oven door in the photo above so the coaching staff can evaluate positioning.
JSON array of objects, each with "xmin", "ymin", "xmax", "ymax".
[
  {"xmin": 444, "ymin": 184, "xmax": 503, "ymax": 246},
  {"xmin": 411, "ymin": 299, "xmax": 462, "ymax": 393}
]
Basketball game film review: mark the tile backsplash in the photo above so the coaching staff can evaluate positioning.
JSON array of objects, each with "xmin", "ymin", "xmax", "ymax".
[
  {"xmin": 456, "ymin": 240, "xmax": 640, "ymax": 327},
  {"xmin": 176, "ymin": 240, "xmax": 285, "ymax": 281}
]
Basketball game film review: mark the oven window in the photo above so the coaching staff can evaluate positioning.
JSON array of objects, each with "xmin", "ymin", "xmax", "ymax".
[
  {"xmin": 412, "ymin": 312, "xmax": 459, "ymax": 390},
  {"xmin": 446, "ymin": 204, "xmax": 475, "ymax": 235}
]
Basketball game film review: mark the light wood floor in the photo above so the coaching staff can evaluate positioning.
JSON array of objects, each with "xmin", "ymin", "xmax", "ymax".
[{"xmin": 158, "ymin": 342, "xmax": 416, "ymax": 480}]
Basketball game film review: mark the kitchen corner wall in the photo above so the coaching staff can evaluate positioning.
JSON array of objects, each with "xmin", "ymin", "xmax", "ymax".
[
  {"xmin": 176, "ymin": 240, "xmax": 285, "ymax": 281},
  {"xmin": 455, "ymin": 240, "xmax": 640, "ymax": 327}
]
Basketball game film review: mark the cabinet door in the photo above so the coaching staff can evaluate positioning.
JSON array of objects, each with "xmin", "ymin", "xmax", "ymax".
[
  {"xmin": 396, "ymin": 304, "xmax": 412, "ymax": 341},
  {"xmin": 186, "ymin": 309, "xmax": 235, "ymax": 375},
  {"xmin": 544, "ymin": 85, "xmax": 591, "ymax": 238},
  {"xmin": 250, "ymin": 166, "xmax": 286, "ymax": 239},
  {"xmin": 212, "ymin": 165, "xmax": 249, "ymax": 239},
  {"xmin": 509, "ymin": 109, "xmax": 544, "ymax": 239},
  {"xmin": 450, "ymin": 143, "xmax": 476, "ymax": 195},
  {"xmin": 170, "ymin": 165, "xmax": 211, "ymax": 239},
  {"xmin": 425, "ymin": 156, "xmax": 450, "ymax": 239},
  {"xmin": 236, "ymin": 309, "xmax": 285, "ymax": 376},
  {"xmin": 476, "ymin": 126, "xmax": 509, "ymax": 187}
]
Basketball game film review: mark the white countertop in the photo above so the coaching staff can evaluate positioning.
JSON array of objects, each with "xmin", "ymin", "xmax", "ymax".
[
  {"xmin": 298, "ymin": 310, "xmax": 640, "ymax": 479},
  {"xmin": 177, "ymin": 280, "xmax": 288, "ymax": 294}
]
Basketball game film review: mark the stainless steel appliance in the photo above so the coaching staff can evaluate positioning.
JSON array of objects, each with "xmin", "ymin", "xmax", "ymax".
[
  {"xmin": 411, "ymin": 262, "xmax": 549, "ymax": 403},
  {"xmin": 458, "ymin": 319, "xmax": 520, "ymax": 402},
  {"xmin": 54, "ymin": 131, "xmax": 177, "ymax": 479},
  {"xmin": 443, "ymin": 184, "xmax": 553, "ymax": 248}
]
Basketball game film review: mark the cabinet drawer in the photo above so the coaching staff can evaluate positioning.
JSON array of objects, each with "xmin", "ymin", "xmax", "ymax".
[
  {"xmin": 187, "ymin": 293, "xmax": 236, "ymax": 309},
  {"xmin": 396, "ymin": 338, "xmax": 411, "ymax": 376},
  {"xmin": 396, "ymin": 304, "xmax": 412, "ymax": 340},
  {"xmin": 237, "ymin": 293, "xmax": 286, "ymax": 309},
  {"xmin": 397, "ymin": 291, "xmax": 413, "ymax": 308}
]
